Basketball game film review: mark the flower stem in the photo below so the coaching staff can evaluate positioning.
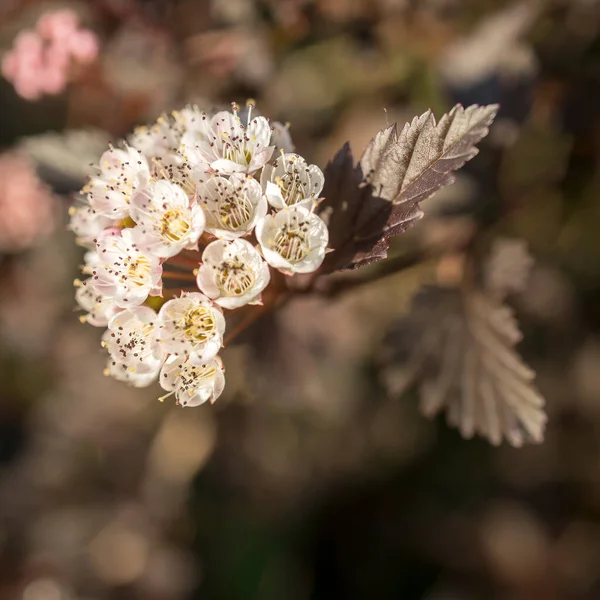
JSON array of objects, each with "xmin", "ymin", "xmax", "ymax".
[
  {"xmin": 222, "ymin": 252, "xmax": 425, "ymax": 345},
  {"xmin": 161, "ymin": 271, "xmax": 197, "ymax": 281},
  {"xmin": 164, "ymin": 254, "xmax": 200, "ymax": 269},
  {"xmin": 162, "ymin": 286, "xmax": 198, "ymax": 298},
  {"xmin": 223, "ymin": 306, "xmax": 269, "ymax": 346}
]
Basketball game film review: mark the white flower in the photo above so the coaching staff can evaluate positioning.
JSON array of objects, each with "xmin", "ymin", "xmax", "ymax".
[
  {"xmin": 197, "ymin": 239, "xmax": 270, "ymax": 309},
  {"xmin": 256, "ymin": 205, "xmax": 329, "ymax": 274},
  {"xmin": 159, "ymin": 355, "xmax": 225, "ymax": 407},
  {"xmin": 261, "ymin": 153, "xmax": 324, "ymax": 210},
  {"xmin": 180, "ymin": 105, "xmax": 273, "ymax": 174},
  {"xmin": 86, "ymin": 146, "xmax": 150, "ymax": 218},
  {"xmin": 156, "ymin": 292, "xmax": 225, "ymax": 363},
  {"xmin": 129, "ymin": 116, "xmax": 183, "ymax": 174},
  {"xmin": 195, "ymin": 172, "xmax": 266, "ymax": 239},
  {"xmin": 92, "ymin": 228, "xmax": 162, "ymax": 308},
  {"xmin": 68, "ymin": 203, "xmax": 113, "ymax": 247},
  {"xmin": 105, "ymin": 357, "xmax": 161, "ymax": 388},
  {"xmin": 103, "ymin": 307, "xmax": 165, "ymax": 374},
  {"xmin": 82, "ymin": 249, "xmax": 103, "ymax": 276},
  {"xmin": 270, "ymin": 121, "xmax": 295, "ymax": 153},
  {"xmin": 75, "ymin": 279, "xmax": 119, "ymax": 326},
  {"xmin": 130, "ymin": 180, "xmax": 205, "ymax": 257},
  {"xmin": 80, "ymin": 233, "xmax": 123, "ymax": 280},
  {"xmin": 172, "ymin": 105, "xmax": 208, "ymax": 132}
]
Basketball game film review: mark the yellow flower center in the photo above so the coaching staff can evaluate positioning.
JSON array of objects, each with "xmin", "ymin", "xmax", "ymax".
[
  {"xmin": 216, "ymin": 261, "xmax": 254, "ymax": 296},
  {"xmin": 182, "ymin": 306, "xmax": 216, "ymax": 342},
  {"xmin": 274, "ymin": 229, "xmax": 309, "ymax": 263},
  {"xmin": 160, "ymin": 208, "xmax": 191, "ymax": 243},
  {"xmin": 217, "ymin": 197, "xmax": 252, "ymax": 230},
  {"xmin": 127, "ymin": 255, "xmax": 151, "ymax": 286}
]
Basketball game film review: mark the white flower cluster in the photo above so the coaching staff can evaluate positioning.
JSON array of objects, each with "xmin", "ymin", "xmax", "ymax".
[{"xmin": 70, "ymin": 102, "xmax": 329, "ymax": 407}]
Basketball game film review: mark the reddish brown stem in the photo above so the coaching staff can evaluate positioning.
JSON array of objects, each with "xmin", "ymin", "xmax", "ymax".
[
  {"xmin": 162, "ymin": 286, "xmax": 198, "ymax": 299},
  {"xmin": 223, "ymin": 287, "xmax": 292, "ymax": 345},
  {"xmin": 161, "ymin": 271, "xmax": 197, "ymax": 281},
  {"xmin": 164, "ymin": 254, "xmax": 200, "ymax": 269},
  {"xmin": 223, "ymin": 307, "xmax": 268, "ymax": 346},
  {"xmin": 180, "ymin": 247, "xmax": 204, "ymax": 259}
]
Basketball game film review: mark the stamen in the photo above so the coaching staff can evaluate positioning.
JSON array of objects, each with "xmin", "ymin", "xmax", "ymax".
[
  {"xmin": 274, "ymin": 219, "xmax": 310, "ymax": 262},
  {"xmin": 158, "ymin": 390, "xmax": 175, "ymax": 403},
  {"xmin": 216, "ymin": 261, "xmax": 254, "ymax": 296}
]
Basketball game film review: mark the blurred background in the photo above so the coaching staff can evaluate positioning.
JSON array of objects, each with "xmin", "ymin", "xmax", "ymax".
[{"xmin": 1, "ymin": 0, "xmax": 600, "ymax": 598}]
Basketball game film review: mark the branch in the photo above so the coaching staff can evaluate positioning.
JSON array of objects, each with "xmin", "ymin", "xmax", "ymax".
[
  {"xmin": 221, "ymin": 252, "xmax": 426, "ymax": 344},
  {"xmin": 224, "ymin": 289, "xmax": 291, "ymax": 346},
  {"xmin": 310, "ymin": 250, "xmax": 427, "ymax": 298}
]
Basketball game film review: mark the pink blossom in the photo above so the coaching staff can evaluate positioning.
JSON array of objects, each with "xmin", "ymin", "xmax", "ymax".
[
  {"xmin": 36, "ymin": 9, "xmax": 80, "ymax": 41},
  {"xmin": 68, "ymin": 30, "xmax": 99, "ymax": 62},
  {"xmin": 1, "ymin": 9, "xmax": 99, "ymax": 101},
  {"xmin": 0, "ymin": 153, "xmax": 57, "ymax": 253}
]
